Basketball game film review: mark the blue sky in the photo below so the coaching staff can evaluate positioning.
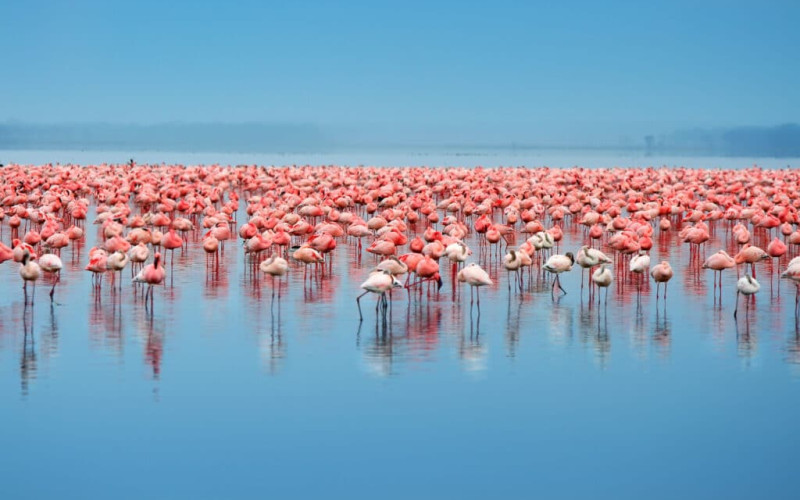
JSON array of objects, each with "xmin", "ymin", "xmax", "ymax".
[{"xmin": 1, "ymin": 1, "xmax": 798, "ymax": 144}]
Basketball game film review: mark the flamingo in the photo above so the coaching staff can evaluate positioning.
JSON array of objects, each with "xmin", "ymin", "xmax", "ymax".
[
  {"xmin": 292, "ymin": 244, "xmax": 325, "ymax": 281},
  {"xmin": 106, "ymin": 250, "xmax": 130, "ymax": 290},
  {"xmin": 445, "ymin": 240, "xmax": 471, "ymax": 275},
  {"xmin": 260, "ymin": 254, "xmax": 289, "ymax": 301},
  {"xmin": 703, "ymin": 250, "xmax": 736, "ymax": 291},
  {"xmin": 375, "ymin": 255, "xmax": 409, "ymax": 277},
  {"xmin": 543, "ymin": 252, "xmax": 574, "ymax": 297},
  {"xmin": 576, "ymin": 245, "xmax": 612, "ymax": 292},
  {"xmin": 408, "ymin": 255, "xmax": 442, "ymax": 291},
  {"xmin": 128, "ymin": 243, "xmax": 150, "ymax": 276},
  {"xmin": 592, "ymin": 264, "xmax": 613, "ymax": 305},
  {"xmin": 162, "ymin": 228, "xmax": 184, "ymax": 274},
  {"xmin": 203, "ymin": 232, "xmax": 220, "ymax": 268},
  {"xmin": 629, "ymin": 250, "xmax": 651, "ymax": 294},
  {"xmin": 734, "ymin": 275, "xmax": 760, "ymax": 319},
  {"xmin": 85, "ymin": 251, "xmax": 108, "ymax": 288},
  {"xmin": 650, "ymin": 261, "xmax": 674, "ymax": 302},
  {"xmin": 503, "ymin": 248, "xmax": 525, "ymax": 292},
  {"xmin": 457, "ymin": 263, "xmax": 493, "ymax": 307},
  {"xmin": 734, "ymin": 245, "xmax": 769, "ymax": 278},
  {"xmin": 133, "ymin": 252, "xmax": 166, "ymax": 310},
  {"xmin": 38, "ymin": 253, "xmax": 63, "ymax": 301},
  {"xmin": 19, "ymin": 250, "xmax": 41, "ymax": 305},
  {"xmin": 356, "ymin": 269, "xmax": 403, "ymax": 321}
]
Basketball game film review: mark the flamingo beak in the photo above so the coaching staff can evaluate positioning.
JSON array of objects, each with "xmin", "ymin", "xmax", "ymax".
[{"xmin": 436, "ymin": 274, "xmax": 443, "ymax": 290}]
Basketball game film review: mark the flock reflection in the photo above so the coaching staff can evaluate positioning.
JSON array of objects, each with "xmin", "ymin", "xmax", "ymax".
[{"xmin": 5, "ymin": 208, "xmax": 800, "ymax": 397}]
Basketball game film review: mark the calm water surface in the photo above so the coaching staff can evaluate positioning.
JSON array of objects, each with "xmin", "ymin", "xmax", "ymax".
[{"xmin": 2, "ymin": 158, "xmax": 800, "ymax": 499}]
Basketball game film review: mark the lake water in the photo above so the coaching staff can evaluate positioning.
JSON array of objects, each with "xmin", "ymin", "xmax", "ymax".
[
  {"xmin": 1, "ymin": 151, "xmax": 800, "ymax": 499},
  {"xmin": 2, "ymin": 147, "xmax": 799, "ymax": 169}
]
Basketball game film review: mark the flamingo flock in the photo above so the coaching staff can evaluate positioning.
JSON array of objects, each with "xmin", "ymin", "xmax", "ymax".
[{"xmin": 0, "ymin": 163, "xmax": 798, "ymax": 323}]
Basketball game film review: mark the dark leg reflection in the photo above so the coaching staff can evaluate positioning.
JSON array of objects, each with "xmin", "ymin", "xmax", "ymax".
[
  {"xmin": 594, "ymin": 308, "xmax": 610, "ymax": 368},
  {"xmin": 505, "ymin": 295, "xmax": 523, "ymax": 358},
  {"xmin": 735, "ymin": 314, "xmax": 757, "ymax": 362},
  {"xmin": 653, "ymin": 306, "xmax": 671, "ymax": 358},
  {"xmin": 261, "ymin": 305, "xmax": 285, "ymax": 374},
  {"xmin": 20, "ymin": 307, "xmax": 36, "ymax": 397}
]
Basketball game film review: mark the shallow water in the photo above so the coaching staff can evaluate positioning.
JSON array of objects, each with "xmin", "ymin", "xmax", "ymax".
[
  {"xmin": 2, "ymin": 166, "xmax": 800, "ymax": 498},
  {"xmin": 2, "ymin": 147, "xmax": 799, "ymax": 169}
]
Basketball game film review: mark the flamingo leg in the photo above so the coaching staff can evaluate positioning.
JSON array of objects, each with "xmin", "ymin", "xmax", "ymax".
[
  {"xmin": 557, "ymin": 275, "xmax": 566, "ymax": 295},
  {"xmin": 49, "ymin": 273, "xmax": 59, "ymax": 301},
  {"xmin": 356, "ymin": 290, "xmax": 369, "ymax": 321}
]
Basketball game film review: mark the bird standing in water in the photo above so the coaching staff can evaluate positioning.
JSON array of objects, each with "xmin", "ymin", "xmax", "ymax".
[
  {"xmin": 577, "ymin": 245, "xmax": 612, "ymax": 292},
  {"xmin": 630, "ymin": 250, "xmax": 651, "ymax": 295},
  {"xmin": 260, "ymin": 253, "xmax": 289, "ymax": 302},
  {"xmin": 38, "ymin": 253, "xmax": 63, "ymax": 301},
  {"xmin": 356, "ymin": 269, "xmax": 403, "ymax": 321},
  {"xmin": 457, "ymin": 263, "xmax": 493, "ymax": 307},
  {"xmin": 592, "ymin": 264, "xmax": 612, "ymax": 305},
  {"xmin": 19, "ymin": 250, "xmax": 41, "ymax": 305},
  {"xmin": 503, "ymin": 248, "xmax": 524, "ymax": 292},
  {"xmin": 734, "ymin": 274, "xmax": 760, "ymax": 319},
  {"xmin": 106, "ymin": 250, "xmax": 130, "ymax": 291},
  {"xmin": 133, "ymin": 252, "xmax": 166, "ymax": 310},
  {"xmin": 702, "ymin": 250, "xmax": 735, "ymax": 293},
  {"xmin": 650, "ymin": 261, "xmax": 674, "ymax": 302},
  {"xmin": 543, "ymin": 252, "xmax": 574, "ymax": 297}
]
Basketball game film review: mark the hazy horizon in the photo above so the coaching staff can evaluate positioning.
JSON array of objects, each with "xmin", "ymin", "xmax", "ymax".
[{"xmin": 2, "ymin": 121, "xmax": 799, "ymax": 158}]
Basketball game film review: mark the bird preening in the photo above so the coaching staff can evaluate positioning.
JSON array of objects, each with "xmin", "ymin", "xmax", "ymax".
[
  {"xmin": 357, "ymin": 269, "xmax": 403, "ymax": 321},
  {"xmin": 734, "ymin": 274, "xmax": 760, "ymax": 319}
]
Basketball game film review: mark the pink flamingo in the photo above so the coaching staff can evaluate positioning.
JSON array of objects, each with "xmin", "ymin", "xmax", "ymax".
[
  {"xmin": 133, "ymin": 252, "xmax": 166, "ymax": 310},
  {"xmin": 650, "ymin": 261, "xmax": 674, "ymax": 302}
]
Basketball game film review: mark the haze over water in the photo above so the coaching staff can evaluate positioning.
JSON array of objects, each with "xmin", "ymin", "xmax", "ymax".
[{"xmin": 1, "ymin": 155, "xmax": 799, "ymax": 499}]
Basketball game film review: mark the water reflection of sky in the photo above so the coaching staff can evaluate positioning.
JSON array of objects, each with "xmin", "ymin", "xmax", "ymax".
[{"xmin": 2, "ymin": 195, "xmax": 800, "ymax": 498}]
